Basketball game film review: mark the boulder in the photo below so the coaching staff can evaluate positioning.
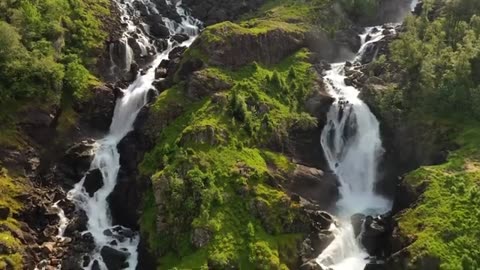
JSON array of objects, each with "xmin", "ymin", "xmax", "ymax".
[
  {"xmin": 64, "ymin": 210, "xmax": 88, "ymax": 236},
  {"xmin": 168, "ymin": 46, "xmax": 187, "ymax": 60},
  {"xmin": 171, "ymin": 33, "xmax": 190, "ymax": 43},
  {"xmin": 150, "ymin": 23, "xmax": 170, "ymax": 39},
  {"xmin": 100, "ymin": 246, "xmax": 130, "ymax": 270},
  {"xmin": 360, "ymin": 215, "xmax": 389, "ymax": 257},
  {"xmin": 83, "ymin": 169, "xmax": 104, "ymax": 197},
  {"xmin": 60, "ymin": 140, "xmax": 96, "ymax": 184}
]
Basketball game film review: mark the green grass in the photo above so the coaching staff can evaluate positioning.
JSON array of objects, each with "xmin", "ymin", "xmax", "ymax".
[
  {"xmin": 397, "ymin": 123, "xmax": 480, "ymax": 270},
  {"xmin": 138, "ymin": 48, "xmax": 316, "ymax": 269}
]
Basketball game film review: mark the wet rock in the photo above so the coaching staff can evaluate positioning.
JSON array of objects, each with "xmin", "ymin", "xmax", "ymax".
[
  {"xmin": 83, "ymin": 169, "xmax": 104, "ymax": 197},
  {"xmin": 300, "ymin": 260, "xmax": 323, "ymax": 270},
  {"xmin": 168, "ymin": 46, "xmax": 187, "ymax": 60},
  {"xmin": 91, "ymin": 260, "xmax": 101, "ymax": 270},
  {"xmin": 0, "ymin": 207, "xmax": 10, "ymax": 220},
  {"xmin": 191, "ymin": 227, "xmax": 212, "ymax": 248},
  {"xmin": 64, "ymin": 210, "xmax": 88, "ymax": 237},
  {"xmin": 360, "ymin": 215, "xmax": 389, "ymax": 257},
  {"xmin": 100, "ymin": 246, "xmax": 130, "ymax": 270},
  {"xmin": 309, "ymin": 211, "xmax": 334, "ymax": 229},
  {"xmin": 171, "ymin": 33, "xmax": 189, "ymax": 43},
  {"xmin": 150, "ymin": 23, "xmax": 170, "ymax": 39},
  {"xmin": 351, "ymin": 213, "xmax": 366, "ymax": 238}
]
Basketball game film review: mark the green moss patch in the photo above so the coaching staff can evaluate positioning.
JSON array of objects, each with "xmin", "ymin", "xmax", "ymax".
[{"xmin": 0, "ymin": 169, "xmax": 27, "ymax": 269}]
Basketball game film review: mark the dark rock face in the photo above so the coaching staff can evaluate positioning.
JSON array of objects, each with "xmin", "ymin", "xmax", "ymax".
[
  {"xmin": 83, "ymin": 169, "xmax": 104, "ymax": 197},
  {"xmin": 286, "ymin": 165, "xmax": 339, "ymax": 209},
  {"xmin": 64, "ymin": 210, "xmax": 88, "ymax": 237},
  {"xmin": 56, "ymin": 140, "xmax": 96, "ymax": 187},
  {"xmin": 75, "ymin": 85, "xmax": 116, "ymax": 133},
  {"xmin": 183, "ymin": 0, "xmax": 266, "ymax": 25},
  {"xmin": 351, "ymin": 213, "xmax": 366, "ymax": 238},
  {"xmin": 17, "ymin": 107, "xmax": 55, "ymax": 146},
  {"xmin": 100, "ymin": 246, "xmax": 130, "ymax": 270},
  {"xmin": 359, "ymin": 214, "xmax": 392, "ymax": 257},
  {"xmin": 299, "ymin": 210, "xmax": 335, "ymax": 264}
]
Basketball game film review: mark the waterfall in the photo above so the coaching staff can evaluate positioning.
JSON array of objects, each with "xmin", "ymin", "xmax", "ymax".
[
  {"xmin": 65, "ymin": 1, "xmax": 201, "ymax": 269},
  {"xmin": 316, "ymin": 26, "xmax": 393, "ymax": 270}
]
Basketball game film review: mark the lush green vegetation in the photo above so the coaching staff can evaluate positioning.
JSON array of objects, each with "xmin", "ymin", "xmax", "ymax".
[
  {"xmin": 140, "ymin": 48, "xmax": 316, "ymax": 269},
  {"xmin": 361, "ymin": 0, "xmax": 480, "ymax": 268},
  {"xmin": 397, "ymin": 123, "xmax": 480, "ymax": 270},
  {"xmin": 0, "ymin": 0, "xmax": 109, "ymax": 122},
  {"xmin": 378, "ymin": 0, "xmax": 480, "ymax": 119}
]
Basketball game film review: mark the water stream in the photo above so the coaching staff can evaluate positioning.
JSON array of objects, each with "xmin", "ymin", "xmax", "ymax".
[
  {"xmin": 65, "ymin": 1, "xmax": 201, "ymax": 269},
  {"xmin": 316, "ymin": 27, "xmax": 393, "ymax": 270}
]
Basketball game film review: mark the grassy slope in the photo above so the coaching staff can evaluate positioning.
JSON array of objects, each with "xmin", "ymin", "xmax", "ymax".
[
  {"xmin": 136, "ymin": 1, "xmax": 359, "ymax": 268},
  {"xmin": 396, "ymin": 122, "xmax": 480, "ymax": 270},
  {"xmin": 140, "ymin": 50, "xmax": 316, "ymax": 269}
]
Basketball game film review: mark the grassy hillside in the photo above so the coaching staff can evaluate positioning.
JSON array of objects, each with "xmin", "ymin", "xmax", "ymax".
[
  {"xmin": 0, "ymin": 0, "xmax": 110, "ymax": 123},
  {"xmin": 136, "ymin": 0, "xmax": 356, "ymax": 268}
]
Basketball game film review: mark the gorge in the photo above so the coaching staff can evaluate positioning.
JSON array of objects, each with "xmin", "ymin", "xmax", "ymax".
[{"xmin": 1, "ymin": 0, "xmax": 480, "ymax": 270}]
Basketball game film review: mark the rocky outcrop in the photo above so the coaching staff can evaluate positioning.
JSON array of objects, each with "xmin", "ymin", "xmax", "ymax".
[
  {"xmin": 195, "ymin": 22, "xmax": 305, "ymax": 67},
  {"xmin": 54, "ymin": 140, "xmax": 96, "ymax": 188},
  {"xmin": 74, "ymin": 85, "xmax": 116, "ymax": 133},
  {"xmin": 286, "ymin": 165, "xmax": 339, "ymax": 210}
]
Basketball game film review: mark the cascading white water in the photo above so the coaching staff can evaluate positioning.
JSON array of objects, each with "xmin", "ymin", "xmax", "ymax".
[
  {"xmin": 316, "ymin": 27, "xmax": 393, "ymax": 270},
  {"xmin": 65, "ymin": 1, "xmax": 201, "ymax": 269}
]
